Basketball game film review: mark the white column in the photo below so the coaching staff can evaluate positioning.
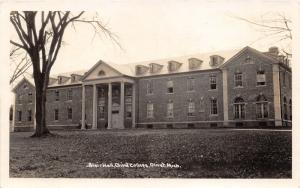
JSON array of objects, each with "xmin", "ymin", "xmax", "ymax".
[
  {"xmin": 132, "ymin": 83, "xmax": 136, "ymax": 128},
  {"xmin": 273, "ymin": 64, "xmax": 282, "ymax": 126},
  {"xmin": 92, "ymin": 84, "xmax": 97, "ymax": 129},
  {"xmin": 120, "ymin": 81, "xmax": 125, "ymax": 129},
  {"xmin": 81, "ymin": 85, "xmax": 86, "ymax": 129},
  {"xmin": 107, "ymin": 83, "xmax": 112, "ymax": 129},
  {"xmin": 222, "ymin": 69, "xmax": 229, "ymax": 126}
]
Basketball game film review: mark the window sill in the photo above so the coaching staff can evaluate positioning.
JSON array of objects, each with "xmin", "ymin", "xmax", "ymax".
[
  {"xmin": 146, "ymin": 93, "xmax": 154, "ymax": 96},
  {"xmin": 166, "ymin": 93, "xmax": 174, "ymax": 95},
  {"xmin": 256, "ymin": 84, "xmax": 266, "ymax": 87},
  {"xmin": 187, "ymin": 90, "xmax": 195, "ymax": 93},
  {"xmin": 209, "ymin": 114, "xmax": 218, "ymax": 117},
  {"xmin": 234, "ymin": 86, "xmax": 243, "ymax": 89},
  {"xmin": 256, "ymin": 117, "xmax": 269, "ymax": 120},
  {"xmin": 208, "ymin": 89, "xmax": 217, "ymax": 91}
]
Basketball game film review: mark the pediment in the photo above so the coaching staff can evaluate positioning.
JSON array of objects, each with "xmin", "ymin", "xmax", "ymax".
[{"xmin": 82, "ymin": 60, "xmax": 122, "ymax": 81}]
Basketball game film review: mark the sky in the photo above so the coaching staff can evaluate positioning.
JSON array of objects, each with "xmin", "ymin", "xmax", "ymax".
[
  {"xmin": 51, "ymin": 0, "xmax": 294, "ymax": 74},
  {"xmin": 8, "ymin": 0, "xmax": 295, "ymax": 75}
]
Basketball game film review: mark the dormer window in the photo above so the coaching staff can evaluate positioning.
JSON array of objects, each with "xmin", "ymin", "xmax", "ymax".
[
  {"xmin": 135, "ymin": 65, "xmax": 148, "ymax": 75},
  {"xmin": 149, "ymin": 63, "xmax": 163, "ymax": 74},
  {"xmin": 57, "ymin": 76, "xmax": 69, "ymax": 84},
  {"xmin": 71, "ymin": 75, "xmax": 76, "ymax": 83},
  {"xmin": 98, "ymin": 70, "xmax": 106, "ymax": 76},
  {"xmin": 70, "ymin": 74, "xmax": 82, "ymax": 83},
  {"xmin": 168, "ymin": 61, "xmax": 182, "ymax": 72},
  {"xmin": 58, "ymin": 77, "xmax": 63, "ymax": 84},
  {"xmin": 209, "ymin": 55, "xmax": 224, "ymax": 67},
  {"xmin": 188, "ymin": 58, "xmax": 202, "ymax": 70}
]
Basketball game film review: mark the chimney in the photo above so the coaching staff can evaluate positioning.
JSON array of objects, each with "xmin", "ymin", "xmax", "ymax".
[{"xmin": 268, "ymin": 47, "xmax": 279, "ymax": 56}]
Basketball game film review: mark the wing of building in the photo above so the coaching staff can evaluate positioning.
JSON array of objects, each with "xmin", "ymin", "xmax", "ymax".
[{"xmin": 11, "ymin": 46, "xmax": 292, "ymax": 132}]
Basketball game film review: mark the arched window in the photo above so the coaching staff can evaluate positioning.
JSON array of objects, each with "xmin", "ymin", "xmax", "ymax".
[
  {"xmin": 98, "ymin": 70, "xmax": 106, "ymax": 76},
  {"xmin": 234, "ymin": 97, "xmax": 245, "ymax": 119},
  {"xmin": 256, "ymin": 94, "xmax": 268, "ymax": 118},
  {"xmin": 283, "ymin": 97, "xmax": 287, "ymax": 119}
]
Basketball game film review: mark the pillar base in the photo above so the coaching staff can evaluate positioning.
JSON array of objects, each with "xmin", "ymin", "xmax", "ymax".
[{"xmin": 275, "ymin": 120, "xmax": 283, "ymax": 127}]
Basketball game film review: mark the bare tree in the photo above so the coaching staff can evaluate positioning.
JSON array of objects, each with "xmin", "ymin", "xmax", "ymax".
[
  {"xmin": 231, "ymin": 12, "xmax": 292, "ymax": 57},
  {"xmin": 10, "ymin": 11, "xmax": 119, "ymax": 137},
  {"xmin": 10, "ymin": 46, "xmax": 32, "ymax": 84}
]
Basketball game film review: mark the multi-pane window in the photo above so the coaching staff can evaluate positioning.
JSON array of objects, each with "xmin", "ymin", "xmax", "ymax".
[
  {"xmin": 17, "ymin": 94, "xmax": 22, "ymax": 104},
  {"xmin": 147, "ymin": 103, "xmax": 154, "ymax": 118},
  {"xmin": 125, "ymin": 85, "xmax": 132, "ymax": 96},
  {"xmin": 283, "ymin": 71, "xmax": 286, "ymax": 87},
  {"xmin": 210, "ymin": 98, "xmax": 218, "ymax": 115},
  {"xmin": 28, "ymin": 92, "xmax": 32, "ymax": 103},
  {"xmin": 18, "ymin": 110, "xmax": 22, "ymax": 121},
  {"xmin": 67, "ymin": 89, "xmax": 72, "ymax": 101},
  {"xmin": 234, "ymin": 97, "xmax": 245, "ymax": 119},
  {"xmin": 167, "ymin": 80, "xmax": 174, "ymax": 93},
  {"xmin": 283, "ymin": 97, "xmax": 287, "ymax": 119},
  {"xmin": 55, "ymin": 90, "xmax": 59, "ymax": 101},
  {"xmin": 54, "ymin": 109, "xmax": 59, "ymax": 121},
  {"xmin": 187, "ymin": 78, "xmax": 195, "ymax": 91},
  {"xmin": 146, "ymin": 80, "xmax": 153, "ymax": 94},
  {"xmin": 27, "ymin": 109, "xmax": 32, "ymax": 121},
  {"xmin": 126, "ymin": 104, "xmax": 132, "ymax": 118},
  {"xmin": 187, "ymin": 100, "xmax": 195, "ymax": 116},
  {"xmin": 199, "ymin": 97, "xmax": 205, "ymax": 112},
  {"xmin": 209, "ymin": 75, "xmax": 216, "ymax": 90},
  {"xmin": 234, "ymin": 73, "xmax": 243, "ymax": 87},
  {"xmin": 67, "ymin": 107, "xmax": 72, "ymax": 120},
  {"xmin": 256, "ymin": 94, "xmax": 268, "ymax": 118},
  {"xmin": 167, "ymin": 101, "xmax": 174, "ymax": 118},
  {"xmin": 257, "ymin": 70, "xmax": 266, "ymax": 86},
  {"xmin": 245, "ymin": 56, "xmax": 252, "ymax": 64}
]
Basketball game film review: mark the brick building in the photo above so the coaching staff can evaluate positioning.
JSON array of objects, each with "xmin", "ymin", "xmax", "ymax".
[{"xmin": 11, "ymin": 46, "xmax": 292, "ymax": 131}]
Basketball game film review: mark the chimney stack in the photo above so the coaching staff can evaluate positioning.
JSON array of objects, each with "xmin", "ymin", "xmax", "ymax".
[{"xmin": 268, "ymin": 46, "xmax": 279, "ymax": 56}]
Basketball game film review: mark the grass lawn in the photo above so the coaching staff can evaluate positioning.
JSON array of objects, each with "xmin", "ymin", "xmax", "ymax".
[{"xmin": 9, "ymin": 129, "xmax": 291, "ymax": 178}]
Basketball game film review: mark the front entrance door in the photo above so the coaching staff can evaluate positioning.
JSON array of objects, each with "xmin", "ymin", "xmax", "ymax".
[{"xmin": 111, "ymin": 102, "xmax": 123, "ymax": 128}]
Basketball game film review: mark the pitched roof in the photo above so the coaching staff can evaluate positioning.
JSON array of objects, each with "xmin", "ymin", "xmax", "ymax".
[
  {"xmin": 48, "ymin": 70, "xmax": 86, "ymax": 88},
  {"xmin": 101, "ymin": 47, "xmax": 242, "ymax": 77},
  {"xmin": 13, "ymin": 46, "xmax": 288, "ymax": 89},
  {"xmin": 12, "ymin": 75, "xmax": 35, "ymax": 92}
]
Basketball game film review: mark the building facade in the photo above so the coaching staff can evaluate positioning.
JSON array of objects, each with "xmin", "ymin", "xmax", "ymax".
[{"xmin": 11, "ymin": 46, "xmax": 292, "ymax": 131}]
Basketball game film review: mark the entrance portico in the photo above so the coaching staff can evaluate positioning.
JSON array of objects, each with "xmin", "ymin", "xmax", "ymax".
[{"xmin": 81, "ymin": 77, "xmax": 136, "ymax": 130}]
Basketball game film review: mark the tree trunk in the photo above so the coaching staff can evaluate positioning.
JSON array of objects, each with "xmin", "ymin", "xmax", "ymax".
[{"xmin": 31, "ymin": 70, "xmax": 50, "ymax": 137}]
